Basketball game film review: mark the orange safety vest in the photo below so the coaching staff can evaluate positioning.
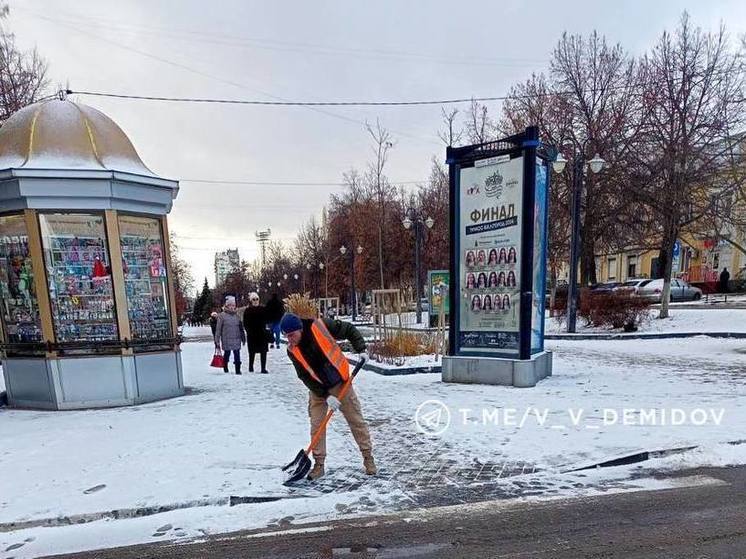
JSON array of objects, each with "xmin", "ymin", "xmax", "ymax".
[{"xmin": 289, "ymin": 319, "xmax": 350, "ymax": 386}]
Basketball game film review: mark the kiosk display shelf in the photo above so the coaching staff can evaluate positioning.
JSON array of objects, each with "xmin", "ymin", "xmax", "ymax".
[
  {"xmin": 0, "ymin": 214, "xmax": 42, "ymax": 343},
  {"xmin": 39, "ymin": 213, "xmax": 118, "ymax": 343},
  {"xmin": 119, "ymin": 215, "xmax": 171, "ymax": 341}
]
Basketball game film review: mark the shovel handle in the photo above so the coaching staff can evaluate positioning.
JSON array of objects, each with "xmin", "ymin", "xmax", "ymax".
[{"xmin": 305, "ymin": 357, "xmax": 366, "ymax": 455}]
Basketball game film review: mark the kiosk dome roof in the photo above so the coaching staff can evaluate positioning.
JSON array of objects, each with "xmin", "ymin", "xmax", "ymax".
[{"xmin": 0, "ymin": 97, "xmax": 156, "ymax": 176}]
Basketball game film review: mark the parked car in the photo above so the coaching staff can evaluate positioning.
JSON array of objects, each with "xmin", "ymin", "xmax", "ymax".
[
  {"xmin": 637, "ymin": 278, "xmax": 702, "ymax": 302},
  {"xmin": 590, "ymin": 282, "xmax": 622, "ymax": 293},
  {"xmin": 617, "ymin": 278, "xmax": 653, "ymax": 296}
]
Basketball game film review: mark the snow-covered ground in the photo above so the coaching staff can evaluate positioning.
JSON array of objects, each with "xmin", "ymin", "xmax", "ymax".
[
  {"xmin": 545, "ymin": 307, "xmax": 746, "ymax": 334},
  {"xmin": 1, "ymin": 336, "xmax": 745, "ymax": 557}
]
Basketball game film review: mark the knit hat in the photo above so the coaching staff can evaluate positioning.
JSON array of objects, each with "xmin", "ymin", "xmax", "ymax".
[
  {"xmin": 280, "ymin": 312, "xmax": 303, "ymax": 334},
  {"xmin": 225, "ymin": 295, "xmax": 236, "ymax": 306}
]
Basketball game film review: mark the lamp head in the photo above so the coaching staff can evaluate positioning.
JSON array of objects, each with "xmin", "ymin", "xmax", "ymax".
[
  {"xmin": 552, "ymin": 153, "xmax": 568, "ymax": 174},
  {"xmin": 589, "ymin": 153, "xmax": 605, "ymax": 174}
]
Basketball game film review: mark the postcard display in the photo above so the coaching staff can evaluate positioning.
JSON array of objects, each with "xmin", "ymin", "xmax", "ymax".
[
  {"xmin": 119, "ymin": 215, "xmax": 171, "ymax": 341},
  {"xmin": 0, "ymin": 215, "xmax": 42, "ymax": 343},
  {"xmin": 39, "ymin": 213, "xmax": 118, "ymax": 343}
]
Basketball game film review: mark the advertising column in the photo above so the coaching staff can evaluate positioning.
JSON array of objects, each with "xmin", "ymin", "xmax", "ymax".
[{"xmin": 444, "ymin": 127, "xmax": 552, "ymax": 388}]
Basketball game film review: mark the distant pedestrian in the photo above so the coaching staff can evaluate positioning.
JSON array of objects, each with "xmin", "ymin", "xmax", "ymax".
[
  {"xmin": 214, "ymin": 297, "xmax": 245, "ymax": 374},
  {"xmin": 209, "ymin": 311, "xmax": 218, "ymax": 336},
  {"xmin": 265, "ymin": 293, "xmax": 285, "ymax": 349},
  {"xmin": 719, "ymin": 268, "xmax": 730, "ymax": 293},
  {"xmin": 243, "ymin": 292, "xmax": 270, "ymax": 373}
]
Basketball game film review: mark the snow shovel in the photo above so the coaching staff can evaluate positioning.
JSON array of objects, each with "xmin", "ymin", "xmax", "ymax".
[{"xmin": 282, "ymin": 357, "xmax": 366, "ymax": 484}]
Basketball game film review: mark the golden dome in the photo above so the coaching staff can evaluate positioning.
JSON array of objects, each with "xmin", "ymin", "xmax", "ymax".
[{"xmin": 0, "ymin": 98, "xmax": 155, "ymax": 176}]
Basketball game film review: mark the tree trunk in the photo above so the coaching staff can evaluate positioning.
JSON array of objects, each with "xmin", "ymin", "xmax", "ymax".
[
  {"xmin": 579, "ymin": 207, "xmax": 597, "ymax": 286},
  {"xmin": 658, "ymin": 220, "xmax": 677, "ymax": 319},
  {"xmin": 378, "ymin": 224, "xmax": 384, "ymax": 289}
]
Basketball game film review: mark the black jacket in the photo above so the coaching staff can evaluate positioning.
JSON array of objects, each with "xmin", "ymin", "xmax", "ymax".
[
  {"xmin": 265, "ymin": 295, "xmax": 285, "ymax": 323},
  {"xmin": 242, "ymin": 305, "xmax": 269, "ymax": 353},
  {"xmin": 288, "ymin": 318, "xmax": 366, "ymax": 397}
]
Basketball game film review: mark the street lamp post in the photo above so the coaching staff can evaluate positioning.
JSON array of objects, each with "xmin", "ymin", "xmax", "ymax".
[
  {"xmin": 340, "ymin": 245, "xmax": 363, "ymax": 321},
  {"xmin": 552, "ymin": 148, "xmax": 605, "ymax": 333},
  {"xmin": 403, "ymin": 209, "xmax": 434, "ymax": 324}
]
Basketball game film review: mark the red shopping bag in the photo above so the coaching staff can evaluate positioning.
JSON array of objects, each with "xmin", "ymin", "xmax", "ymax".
[{"xmin": 210, "ymin": 349, "xmax": 225, "ymax": 369}]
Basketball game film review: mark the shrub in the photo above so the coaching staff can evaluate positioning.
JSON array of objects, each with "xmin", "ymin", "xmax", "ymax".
[
  {"xmin": 369, "ymin": 331, "xmax": 438, "ymax": 365},
  {"xmin": 578, "ymin": 289, "xmax": 651, "ymax": 330}
]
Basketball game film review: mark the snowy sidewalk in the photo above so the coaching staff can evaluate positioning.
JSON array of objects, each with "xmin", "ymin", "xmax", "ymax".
[{"xmin": 1, "ymin": 337, "xmax": 745, "ymax": 557}]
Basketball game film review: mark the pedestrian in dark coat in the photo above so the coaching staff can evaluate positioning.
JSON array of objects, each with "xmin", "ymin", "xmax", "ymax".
[
  {"xmin": 719, "ymin": 268, "xmax": 730, "ymax": 293},
  {"xmin": 265, "ymin": 293, "xmax": 285, "ymax": 348},
  {"xmin": 214, "ymin": 297, "xmax": 245, "ymax": 374},
  {"xmin": 209, "ymin": 311, "xmax": 218, "ymax": 336},
  {"xmin": 242, "ymin": 292, "xmax": 270, "ymax": 373}
]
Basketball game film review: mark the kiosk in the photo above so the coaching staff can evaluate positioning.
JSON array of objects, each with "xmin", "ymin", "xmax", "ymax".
[{"xmin": 0, "ymin": 97, "xmax": 183, "ymax": 409}]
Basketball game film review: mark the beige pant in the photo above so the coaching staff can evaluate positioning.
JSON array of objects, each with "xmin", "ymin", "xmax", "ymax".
[{"xmin": 308, "ymin": 384, "xmax": 372, "ymax": 461}]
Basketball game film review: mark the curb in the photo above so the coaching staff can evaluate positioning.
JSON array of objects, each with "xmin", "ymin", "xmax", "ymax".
[
  {"xmin": 348, "ymin": 357, "xmax": 441, "ymax": 376},
  {"xmin": 546, "ymin": 331, "xmax": 746, "ymax": 341},
  {"xmin": 563, "ymin": 439, "xmax": 745, "ymax": 473}
]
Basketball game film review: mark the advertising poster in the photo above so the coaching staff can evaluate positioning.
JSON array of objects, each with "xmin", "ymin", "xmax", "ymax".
[
  {"xmin": 458, "ymin": 155, "xmax": 523, "ymax": 354},
  {"xmin": 428, "ymin": 270, "xmax": 450, "ymax": 315},
  {"xmin": 531, "ymin": 160, "xmax": 548, "ymax": 353}
]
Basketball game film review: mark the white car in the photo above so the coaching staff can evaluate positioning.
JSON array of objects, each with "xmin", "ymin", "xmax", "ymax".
[
  {"xmin": 617, "ymin": 278, "xmax": 653, "ymax": 295},
  {"xmin": 636, "ymin": 278, "xmax": 702, "ymax": 302}
]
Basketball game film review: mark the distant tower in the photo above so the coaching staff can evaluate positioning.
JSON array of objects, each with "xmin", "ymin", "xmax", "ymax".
[{"xmin": 255, "ymin": 229, "xmax": 271, "ymax": 268}]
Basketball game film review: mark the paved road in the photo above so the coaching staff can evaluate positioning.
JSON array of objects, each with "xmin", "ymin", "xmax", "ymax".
[{"xmin": 47, "ymin": 465, "xmax": 746, "ymax": 559}]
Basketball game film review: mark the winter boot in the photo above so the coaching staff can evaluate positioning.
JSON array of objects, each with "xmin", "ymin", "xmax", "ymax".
[
  {"xmin": 222, "ymin": 364, "xmax": 229, "ymax": 373},
  {"xmin": 235, "ymin": 363, "xmax": 242, "ymax": 375},
  {"xmin": 362, "ymin": 451, "xmax": 377, "ymax": 475},
  {"xmin": 307, "ymin": 459, "xmax": 325, "ymax": 481}
]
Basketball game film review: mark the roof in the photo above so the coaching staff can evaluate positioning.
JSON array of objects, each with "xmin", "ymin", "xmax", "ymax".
[{"xmin": 0, "ymin": 98, "xmax": 157, "ymax": 177}]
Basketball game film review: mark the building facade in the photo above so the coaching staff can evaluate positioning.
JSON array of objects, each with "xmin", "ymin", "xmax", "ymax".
[{"xmin": 214, "ymin": 249, "xmax": 240, "ymax": 286}]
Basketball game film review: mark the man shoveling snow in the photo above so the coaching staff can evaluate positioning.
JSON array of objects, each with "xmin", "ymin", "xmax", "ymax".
[{"xmin": 280, "ymin": 312, "xmax": 376, "ymax": 480}]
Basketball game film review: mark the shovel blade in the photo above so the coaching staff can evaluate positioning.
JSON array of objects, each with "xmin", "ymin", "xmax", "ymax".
[
  {"xmin": 282, "ymin": 450, "xmax": 312, "ymax": 485},
  {"xmin": 282, "ymin": 448, "xmax": 307, "ymax": 472}
]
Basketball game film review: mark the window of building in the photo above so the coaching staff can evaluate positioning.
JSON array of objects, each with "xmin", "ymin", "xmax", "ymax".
[
  {"xmin": 118, "ymin": 215, "xmax": 171, "ymax": 341},
  {"xmin": 627, "ymin": 255, "xmax": 637, "ymax": 279},
  {"xmin": 607, "ymin": 257, "xmax": 617, "ymax": 280},
  {"xmin": 39, "ymin": 213, "xmax": 118, "ymax": 344},
  {"xmin": 0, "ymin": 214, "xmax": 43, "ymax": 344}
]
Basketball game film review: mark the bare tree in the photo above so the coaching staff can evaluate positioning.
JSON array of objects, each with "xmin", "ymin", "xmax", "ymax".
[
  {"xmin": 168, "ymin": 233, "xmax": 194, "ymax": 323},
  {"xmin": 437, "ymin": 107, "xmax": 463, "ymax": 146},
  {"xmin": 364, "ymin": 119, "xmax": 395, "ymax": 289},
  {"xmin": 0, "ymin": 6, "xmax": 49, "ymax": 124},
  {"xmin": 631, "ymin": 13, "xmax": 746, "ymax": 318},
  {"xmin": 500, "ymin": 32, "xmax": 644, "ymax": 298},
  {"xmin": 463, "ymin": 99, "xmax": 494, "ymax": 144},
  {"xmin": 548, "ymin": 31, "xmax": 643, "ymax": 285}
]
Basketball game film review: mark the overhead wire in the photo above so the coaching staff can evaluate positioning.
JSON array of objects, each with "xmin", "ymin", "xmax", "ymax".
[
  {"xmin": 17, "ymin": 7, "xmax": 548, "ymax": 68},
  {"xmin": 17, "ymin": 9, "xmax": 441, "ymax": 145}
]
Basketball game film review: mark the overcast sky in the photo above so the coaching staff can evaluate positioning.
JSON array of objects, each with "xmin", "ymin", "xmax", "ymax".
[{"xmin": 8, "ymin": 0, "xmax": 746, "ymax": 289}]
